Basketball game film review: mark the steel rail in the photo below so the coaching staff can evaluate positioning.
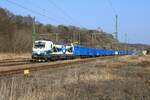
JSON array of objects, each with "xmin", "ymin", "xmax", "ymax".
[{"xmin": 0, "ymin": 56, "xmax": 114, "ymax": 77}]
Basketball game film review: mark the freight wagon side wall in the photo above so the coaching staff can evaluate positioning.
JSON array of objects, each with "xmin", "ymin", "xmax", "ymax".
[{"xmin": 73, "ymin": 46, "xmax": 130, "ymax": 57}]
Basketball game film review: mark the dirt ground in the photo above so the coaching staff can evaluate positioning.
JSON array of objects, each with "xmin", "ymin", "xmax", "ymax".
[{"xmin": 0, "ymin": 55, "xmax": 150, "ymax": 100}]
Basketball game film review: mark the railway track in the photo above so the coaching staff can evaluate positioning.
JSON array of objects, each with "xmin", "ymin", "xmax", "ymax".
[
  {"xmin": 0, "ymin": 60, "xmax": 32, "ymax": 67},
  {"xmin": 0, "ymin": 58, "xmax": 51, "ymax": 67},
  {"xmin": 0, "ymin": 56, "xmax": 115, "ymax": 77},
  {"xmin": 0, "ymin": 58, "xmax": 29, "ymax": 63}
]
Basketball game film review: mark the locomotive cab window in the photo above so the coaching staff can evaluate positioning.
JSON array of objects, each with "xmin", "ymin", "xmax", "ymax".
[{"xmin": 34, "ymin": 42, "xmax": 45, "ymax": 49}]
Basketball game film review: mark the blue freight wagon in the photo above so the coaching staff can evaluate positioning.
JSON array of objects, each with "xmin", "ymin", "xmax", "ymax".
[{"xmin": 73, "ymin": 46, "xmax": 119, "ymax": 57}]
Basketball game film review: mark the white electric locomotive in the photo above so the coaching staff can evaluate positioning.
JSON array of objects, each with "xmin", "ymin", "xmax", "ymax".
[{"xmin": 32, "ymin": 40, "xmax": 74, "ymax": 61}]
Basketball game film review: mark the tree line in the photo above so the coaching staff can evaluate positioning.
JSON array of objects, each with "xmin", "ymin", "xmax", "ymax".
[{"xmin": 0, "ymin": 8, "xmax": 122, "ymax": 53}]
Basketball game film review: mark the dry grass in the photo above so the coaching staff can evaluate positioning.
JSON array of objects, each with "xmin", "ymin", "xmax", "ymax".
[
  {"xmin": 0, "ymin": 53, "xmax": 31, "ymax": 61},
  {"xmin": 0, "ymin": 55, "xmax": 150, "ymax": 100}
]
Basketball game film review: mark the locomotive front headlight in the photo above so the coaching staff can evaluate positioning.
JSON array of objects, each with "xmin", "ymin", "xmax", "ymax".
[
  {"xmin": 44, "ymin": 51, "xmax": 47, "ymax": 55},
  {"xmin": 38, "ymin": 51, "xmax": 41, "ymax": 55}
]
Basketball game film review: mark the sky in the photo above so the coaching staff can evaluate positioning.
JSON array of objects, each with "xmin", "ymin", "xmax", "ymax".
[{"xmin": 0, "ymin": 0, "xmax": 150, "ymax": 45}]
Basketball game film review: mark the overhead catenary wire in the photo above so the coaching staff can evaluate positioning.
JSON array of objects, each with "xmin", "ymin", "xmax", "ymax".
[
  {"xmin": 107, "ymin": 0, "xmax": 117, "ymax": 15},
  {"xmin": 5, "ymin": 0, "xmax": 61, "ymax": 23},
  {"xmin": 26, "ymin": 0, "xmax": 48, "ymax": 14},
  {"xmin": 47, "ymin": 0, "xmax": 84, "ymax": 28},
  {"xmin": 26, "ymin": 0, "xmax": 72, "ymax": 25},
  {"xmin": 107, "ymin": 0, "xmax": 118, "ymax": 41}
]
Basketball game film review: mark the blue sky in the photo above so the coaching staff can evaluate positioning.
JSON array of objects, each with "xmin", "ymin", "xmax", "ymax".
[{"xmin": 0, "ymin": 0, "xmax": 150, "ymax": 45}]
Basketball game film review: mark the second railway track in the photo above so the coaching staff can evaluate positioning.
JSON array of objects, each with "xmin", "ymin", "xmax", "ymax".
[{"xmin": 0, "ymin": 56, "xmax": 115, "ymax": 77}]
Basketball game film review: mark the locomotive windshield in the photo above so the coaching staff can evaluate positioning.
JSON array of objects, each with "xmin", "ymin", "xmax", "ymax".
[{"xmin": 34, "ymin": 42, "xmax": 45, "ymax": 48}]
